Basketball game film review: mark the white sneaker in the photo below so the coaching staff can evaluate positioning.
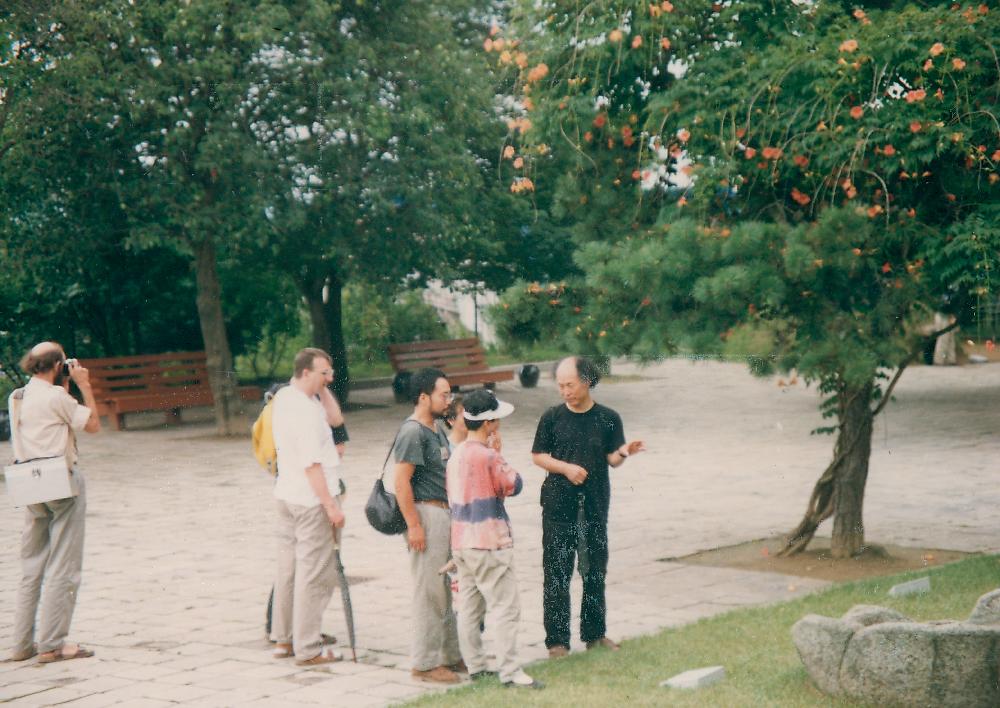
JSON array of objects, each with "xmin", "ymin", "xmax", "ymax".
[{"xmin": 502, "ymin": 669, "xmax": 544, "ymax": 689}]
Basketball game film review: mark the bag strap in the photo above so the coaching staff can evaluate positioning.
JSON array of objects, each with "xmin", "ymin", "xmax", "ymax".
[
  {"xmin": 380, "ymin": 419, "xmax": 419, "ymax": 479},
  {"xmin": 8, "ymin": 387, "xmax": 25, "ymax": 462}
]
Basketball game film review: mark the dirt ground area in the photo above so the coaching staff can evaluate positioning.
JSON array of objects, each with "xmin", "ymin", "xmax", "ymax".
[{"xmin": 668, "ymin": 537, "xmax": 974, "ymax": 583}]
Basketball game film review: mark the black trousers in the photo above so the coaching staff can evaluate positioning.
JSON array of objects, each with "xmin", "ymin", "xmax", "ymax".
[{"xmin": 542, "ymin": 511, "xmax": 609, "ymax": 647}]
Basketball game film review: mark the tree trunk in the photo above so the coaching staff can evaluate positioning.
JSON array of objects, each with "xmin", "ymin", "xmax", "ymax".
[
  {"xmin": 193, "ymin": 235, "xmax": 241, "ymax": 435},
  {"xmin": 778, "ymin": 380, "xmax": 875, "ymax": 558},
  {"xmin": 325, "ymin": 272, "xmax": 350, "ymax": 405},
  {"xmin": 302, "ymin": 271, "xmax": 350, "ymax": 404},
  {"xmin": 829, "ymin": 382, "xmax": 874, "ymax": 557}
]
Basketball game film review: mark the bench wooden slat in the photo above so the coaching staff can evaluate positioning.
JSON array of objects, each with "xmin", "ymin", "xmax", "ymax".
[
  {"xmin": 88, "ymin": 363, "xmax": 209, "ymax": 377},
  {"xmin": 82, "ymin": 351, "xmax": 208, "ymax": 365},
  {"xmin": 387, "ymin": 338, "xmax": 481, "ymax": 354},
  {"xmin": 389, "ymin": 353, "xmax": 488, "ymax": 368},
  {"xmin": 447, "ymin": 371, "xmax": 514, "ymax": 386}
]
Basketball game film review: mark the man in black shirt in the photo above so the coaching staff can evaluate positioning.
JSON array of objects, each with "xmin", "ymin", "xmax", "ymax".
[{"xmin": 531, "ymin": 356, "xmax": 645, "ymax": 657}]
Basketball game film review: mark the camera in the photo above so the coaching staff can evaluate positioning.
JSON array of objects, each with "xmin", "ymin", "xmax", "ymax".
[{"xmin": 62, "ymin": 358, "xmax": 78, "ymax": 377}]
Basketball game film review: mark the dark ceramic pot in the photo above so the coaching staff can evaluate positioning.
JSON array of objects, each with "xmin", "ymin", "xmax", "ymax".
[
  {"xmin": 518, "ymin": 364, "xmax": 540, "ymax": 388},
  {"xmin": 392, "ymin": 371, "xmax": 413, "ymax": 404}
]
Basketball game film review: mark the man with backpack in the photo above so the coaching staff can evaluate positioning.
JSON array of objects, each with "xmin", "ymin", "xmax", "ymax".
[{"xmin": 268, "ymin": 348, "xmax": 346, "ymax": 666}]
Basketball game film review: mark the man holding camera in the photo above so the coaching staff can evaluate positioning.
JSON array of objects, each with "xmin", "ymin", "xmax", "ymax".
[{"xmin": 8, "ymin": 341, "xmax": 101, "ymax": 663}]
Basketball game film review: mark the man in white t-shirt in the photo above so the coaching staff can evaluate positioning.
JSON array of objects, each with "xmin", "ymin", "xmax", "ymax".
[
  {"xmin": 8, "ymin": 342, "xmax": 101, "ymax": 664},
  {"xmin": 270, "ymin": 348, "xmax": 345, "ymax": 666}
]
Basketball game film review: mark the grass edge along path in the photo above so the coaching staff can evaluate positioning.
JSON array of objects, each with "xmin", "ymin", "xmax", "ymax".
[{"xmin": 404, "ymin": 554, "xmax": 1000, "ymax": 708}]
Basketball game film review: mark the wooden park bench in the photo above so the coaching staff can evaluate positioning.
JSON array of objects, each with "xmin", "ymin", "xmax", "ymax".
[
  {"xmin": 387, "ymin": 337, "xmax": 514, "ymax": 391},
  {"xmin": 80, "ymin": 351, "xmax": 262, "ymax": 430}
]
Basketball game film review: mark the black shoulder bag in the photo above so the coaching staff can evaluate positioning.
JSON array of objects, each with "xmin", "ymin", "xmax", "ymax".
[{"xmin": 365, "ymin": 422, "xmax": 411, "ymax": 535}]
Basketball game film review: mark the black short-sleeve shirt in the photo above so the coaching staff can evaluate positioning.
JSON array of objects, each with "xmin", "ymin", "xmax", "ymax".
[{"xmin": 531, "ymin": 403, "xmax": 626, "ymax": 522}]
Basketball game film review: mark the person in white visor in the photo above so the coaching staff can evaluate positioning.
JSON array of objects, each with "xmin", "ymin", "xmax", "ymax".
[{"xmin": 446, "ymin": 389, "xmax": 542, "ymax": 690}]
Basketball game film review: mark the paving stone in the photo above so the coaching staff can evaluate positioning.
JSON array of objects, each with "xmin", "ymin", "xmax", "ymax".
[
  {"xmin": 659, "ymin": 665, "xmax": 726, "ymax": 689},
  {"xmin": 47, "ymin": 676, "xmax": 133, "ymax": 695},
  {"xmin": 888, "ymin": 576, "xmax": 931, "ymax": 597},
  {"xmin": 42, "ymin": 694, "xmax": 122, "ymax": 708},
  {"xmin": 0, "ymin": 686, "xmax": 92, "ymax": 706}
]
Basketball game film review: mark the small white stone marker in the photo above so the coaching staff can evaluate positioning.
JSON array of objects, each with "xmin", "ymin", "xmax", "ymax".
[
  {"xmin": 888, "ymin": 576, "xmax": 930, "ymax": 597},
  {"xmin": 659, "ymin": 666, "xmax": 726, "ymax": 690}
]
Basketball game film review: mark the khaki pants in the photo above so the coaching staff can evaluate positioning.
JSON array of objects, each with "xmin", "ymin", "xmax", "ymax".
[
  {"xmin": 453, "ymin": 547, "xmax": 522, "ymax": 682},
  {"xmin": 409, "ymin": 503, "xmax": 461, "ymax": 671},
  {"xmin": 271, "ymin": 500, "xmax": 337, "ymax": 661},
  {"xmin": 12, "ymin": 470, "xmax": 87, "ymax": 656}
]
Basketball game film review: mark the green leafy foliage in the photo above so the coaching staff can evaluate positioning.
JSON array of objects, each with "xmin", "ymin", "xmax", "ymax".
[{"xmin": 342, "ymin": 286, "xmax": 449, "ymax": 368}]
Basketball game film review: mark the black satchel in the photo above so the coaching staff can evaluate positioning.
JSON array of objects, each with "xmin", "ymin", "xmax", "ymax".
[{"xmin": 365, "ymin": 423, "xmax": 410, "ymax": 535}]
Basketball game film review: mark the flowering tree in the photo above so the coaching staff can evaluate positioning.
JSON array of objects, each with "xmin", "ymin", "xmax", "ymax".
[{"xmin": 495, "ymin": 1, "xmax": 1000, "ymax": 556}]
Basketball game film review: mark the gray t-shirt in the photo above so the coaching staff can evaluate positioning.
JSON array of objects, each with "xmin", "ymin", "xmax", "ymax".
[{"xmin": 393, "ymin": 418, "xmax": 451, "ymax": 503}]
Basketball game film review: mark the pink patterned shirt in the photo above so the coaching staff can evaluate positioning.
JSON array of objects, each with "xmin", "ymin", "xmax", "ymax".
[{"xmin": 446, "ymin": 440, "xmax": 523, "ymax": 550}]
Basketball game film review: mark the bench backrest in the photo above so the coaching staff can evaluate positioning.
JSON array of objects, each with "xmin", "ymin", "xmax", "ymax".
[
  {"xmin": 387, "ymin": 338, "xmax": 490, "ymax": 375},
  {"xmin": 81, "ymin": 351, "xmax": 210, "ymax": 399}
]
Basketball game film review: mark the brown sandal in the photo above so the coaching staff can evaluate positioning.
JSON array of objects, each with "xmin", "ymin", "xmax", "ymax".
[
  {"xmin": 38, "ymin": 645, "xmax": 95, "ymax": 663},
  {"xmin": 295, "ymin": 650, "xmax": 342, "ymax": 666}
]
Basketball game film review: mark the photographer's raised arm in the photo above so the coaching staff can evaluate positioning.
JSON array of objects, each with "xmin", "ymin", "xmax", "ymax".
[{"xmin": 69, "ymin": 363, "xmax": 101, "ymax": 433}]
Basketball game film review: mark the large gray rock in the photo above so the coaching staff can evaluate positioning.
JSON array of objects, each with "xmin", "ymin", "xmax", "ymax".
[
  {"xmin": 968, "ymin": 588, "xmax": 1000, "ymax": 625},
  {"xmin": 839, "ymin": 621, "xmax": 936, "ymax": 705},
  {"xmin": 791, "ymin": 589, "xmax": 1000, "ymax": 708},
  {"xmin": 791, "ymin": 615, "xmax": 854, "ymax": 695}
]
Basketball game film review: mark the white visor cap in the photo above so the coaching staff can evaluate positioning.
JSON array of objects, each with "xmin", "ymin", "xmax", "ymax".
[{"xmin": 463, "ymin": 399, "xmax": 515, "ymax": 421}]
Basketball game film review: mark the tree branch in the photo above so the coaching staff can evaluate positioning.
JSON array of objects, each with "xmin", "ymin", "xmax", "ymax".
[{"xmin": 871, "ymin": 319, "xmax": 961, "ymax": 418}]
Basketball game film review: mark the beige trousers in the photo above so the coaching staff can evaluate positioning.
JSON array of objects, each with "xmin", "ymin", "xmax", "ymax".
[
  {"xmin": 453, "ymin": 547, "xmax": 522, "ymax": 682},
  {"xmin": 12, "ymin": 470, "xmax": 87, "ymax": 655},
  {"xmin": 271, "ymin": 500, "xmax": 337, "ymax": 660},
  {"xmin": 409, "ymin": 503, "xmax": 461, "ymax": 671}
]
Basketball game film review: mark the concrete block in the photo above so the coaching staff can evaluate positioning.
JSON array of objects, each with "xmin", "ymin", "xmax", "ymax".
[
  {"xmin": 659, "ymin": 666, "xmax": 726, "ymax": 690},
  {"xmin": 888, "ymin": 577, "xmax": 930, "ymax": 598}
]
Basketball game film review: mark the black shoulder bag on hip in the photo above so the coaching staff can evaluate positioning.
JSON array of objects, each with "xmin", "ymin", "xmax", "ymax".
[{"xmin": 365, "ymin": 422, "xmax": 411, "ymax": 535}]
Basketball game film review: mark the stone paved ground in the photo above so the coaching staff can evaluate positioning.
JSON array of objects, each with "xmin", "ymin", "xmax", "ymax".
[{"xmin": 1, "ymin": 358, "xmax": 998, "ymax": 706}]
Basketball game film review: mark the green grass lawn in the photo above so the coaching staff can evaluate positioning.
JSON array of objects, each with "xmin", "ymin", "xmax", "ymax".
[{"xmin": 404, "ymin": 554, "xmax": 1000, "ymax": 707}]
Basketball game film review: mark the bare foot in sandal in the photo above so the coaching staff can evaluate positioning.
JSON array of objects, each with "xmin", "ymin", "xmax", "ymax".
[
  {"xmin": 272, "ymin": 643, "xmax": 293, "ymax": 659},
  {"xmin": 5, "ymin": 645, "xmax": 37, "ymax": 662},
  {"xmin": 295, "ymin": 649, "xmax": 342, "ymax": 666},
  {"xmin": 38, "ymin": 644, "xmax": 95, "ymax": 664}
]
